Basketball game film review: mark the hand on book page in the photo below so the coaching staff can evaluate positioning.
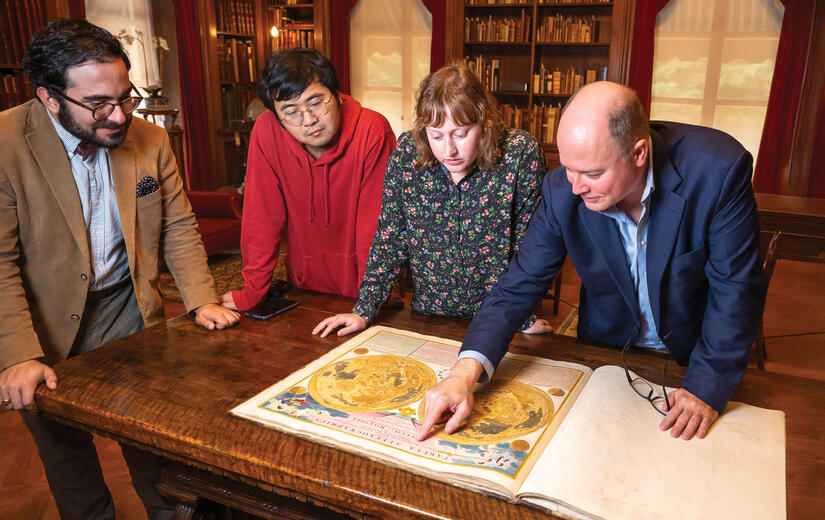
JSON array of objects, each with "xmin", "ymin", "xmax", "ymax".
[
  {"xmin": 415, "ymin": 357, "xmax": 484, "ymax": 441},
  {"xmin": 659, "ymin": 388, "xmax": 719, "ymax": 440}
]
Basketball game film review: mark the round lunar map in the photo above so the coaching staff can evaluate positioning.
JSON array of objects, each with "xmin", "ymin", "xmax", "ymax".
[
  {"xmin": 419, "ymin": 380, "xmax": 554, "ymax": 445},
  {"xmin": 308, "ymin": 355, "xmax": 436, "ymax": 413}
]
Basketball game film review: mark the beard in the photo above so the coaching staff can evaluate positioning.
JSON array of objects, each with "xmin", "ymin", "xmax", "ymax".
[{"xmin": 56, "ymin": 99, "xmax": 132, "ymax": 149}]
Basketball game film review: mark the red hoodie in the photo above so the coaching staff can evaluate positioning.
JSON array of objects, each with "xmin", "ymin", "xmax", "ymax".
[{"xmin": 232, "ymin": 94, "xmax": 395, "ymax": 310}]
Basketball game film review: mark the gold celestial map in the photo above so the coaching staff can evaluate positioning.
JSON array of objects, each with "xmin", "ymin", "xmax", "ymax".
[
  {"xmin": 418, "ymin": 380, "xmax": 554, "ymax": 445},
  {"xmin": 309, "ymin": 355, "xmax": 436, "ymax": 413}
]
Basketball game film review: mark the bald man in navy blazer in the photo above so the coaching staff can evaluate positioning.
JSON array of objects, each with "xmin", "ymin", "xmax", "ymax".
[{"xmin": 419, "ymin": 82, "xmax": 766, "ymax": 442}]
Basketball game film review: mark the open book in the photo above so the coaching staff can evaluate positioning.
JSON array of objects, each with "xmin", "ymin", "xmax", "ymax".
[{"xmin": 231, "ymin": 326, "xmax": 786, "ymax": 520}]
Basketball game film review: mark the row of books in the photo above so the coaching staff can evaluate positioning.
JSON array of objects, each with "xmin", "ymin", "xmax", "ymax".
[
  {"xmin": 217, "ymin": 37, "xmax": 256, "ymax": 84},
  {"xmin": 500, "ymin": 103, "xmax": 562, "ymax": 145},
  {"xmin": 466, "ymin": 55, "xmax": 501, "ymax": 92},
  {"xmin": 216, "ymin": 0, "xmax": 255, "ymax": 35},
  {"xmin": 0, "ymin": 72, "xmax": 32, "ymax": 111},
  {"xmin": 271, "ymin": 28, "xmax": 314, "ymax": 52},
  {"xmin": 533, "ymin": 65, "xmax": 607, "ymax": 94},
  {"xmin": 0, "ymin": 0, "xmax": 46, "ymax": 65},
  {"xmin": 465, "ymin": 13, "xmax": 532, "ymax": 43},
  {"xmin": 536, "ymin": 14, "xmax": 600, "ymax": 43},
  {"xmin": 220, "ymin": 83, "xmax": 257, "ymax": 128}
]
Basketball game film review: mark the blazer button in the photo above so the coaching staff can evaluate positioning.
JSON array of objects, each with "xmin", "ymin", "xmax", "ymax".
[
  {"xmin": 80, "ymin": 273, "xmax": 87, "ymax": 281},
  {"xmin": 71, "ymin": 314, "xmax": 80, "ymax": 320}
]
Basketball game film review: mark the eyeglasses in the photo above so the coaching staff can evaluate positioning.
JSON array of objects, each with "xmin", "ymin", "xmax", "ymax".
[
  {"xmin": 54, "ymin": 84, "xmax": 143, "ymax": 121},
  {"xmin": 278, "ymin": 95, "xmax": 332, "ymax": 127},
  {"xmin": 621, "ymin": 339, "xmax": 670, "ymax": 416}
]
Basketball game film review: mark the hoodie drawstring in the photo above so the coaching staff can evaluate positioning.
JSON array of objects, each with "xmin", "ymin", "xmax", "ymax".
[
  {"xmin": 306, "ymin": 157, "xmax": 331, "ymax": 226},
  {"xmin": 324, "ymin": 163, "xmax": 330, "ymax": 226},
  {"xmin": 306, "ymin": 155, "xmax": 314, "ymax": 222}
]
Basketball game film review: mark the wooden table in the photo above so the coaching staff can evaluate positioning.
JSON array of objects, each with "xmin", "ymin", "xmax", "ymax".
[
  {"xmin": 756, "ymin": 193, "xmax": 825, "ymax": 262},
  {"xmin": 35, "ymin": 291, "xmax": 825, "ymax": 519}
]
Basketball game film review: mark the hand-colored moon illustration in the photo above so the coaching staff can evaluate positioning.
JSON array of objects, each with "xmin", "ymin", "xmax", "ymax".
[
  {"xmin": 419, "ymin": 380, "xmax": 554, "ymax": 444},
  {"xmin": 309, "ymin": 355, "xmax": 436, "ymax": 413}
]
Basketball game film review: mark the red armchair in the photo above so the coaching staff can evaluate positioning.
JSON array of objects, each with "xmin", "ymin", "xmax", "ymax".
[{"xmin": 186, "ymin": 191, "xmax": 243, "ymax": 256}]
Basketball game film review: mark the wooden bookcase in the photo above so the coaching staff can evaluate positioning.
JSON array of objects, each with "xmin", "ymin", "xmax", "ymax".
[
  {"xmin": 0, "ymin": 0, "xmax": 48, "ymax": 111},
  {"xmin": 197, "ymin": 0, "xmax": 330, "ymax": 189},
  {"xmin": 446, "ymin": 0, "xmax": 633, "ymax": 167}
]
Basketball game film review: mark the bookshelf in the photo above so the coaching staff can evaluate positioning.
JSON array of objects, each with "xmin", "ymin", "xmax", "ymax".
[
  {"xmin": 0, "ymin": 0, "xmax": 47, "ymax": 111},
  {"xmin": 198, "ymin": 0, "xmax": 330, "ymax": 188},
  {"xmin": 447, "ymin": 0, "xmax": 632, "ymax": 167}
]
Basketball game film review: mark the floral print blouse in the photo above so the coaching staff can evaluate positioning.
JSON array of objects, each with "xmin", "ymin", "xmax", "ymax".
[{"xmin": 352, "ymin": 129, "xmax": 546, "ymax": 327}]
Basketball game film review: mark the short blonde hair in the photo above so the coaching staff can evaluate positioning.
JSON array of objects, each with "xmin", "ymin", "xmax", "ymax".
[{"xmin": 412, "ymin": 61, "xmax": 503, "ymax": 171}]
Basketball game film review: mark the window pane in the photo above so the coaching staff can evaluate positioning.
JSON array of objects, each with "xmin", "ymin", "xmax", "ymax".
[
  {"xmin": 650, "ymin": 102, "xmax": 703, "ymax": 125},
  {"xmin": 712, "ymin": 104, "xmax": 768, "ymax": 161},
  {"xmin": 651, "ymin": 38, "xmax": 710, "ymax": 99},
  {"xmin": 360, "ymin": 90, "xmax": 403, "ymax": 132},
  {"xmin": 364, "ymin": 37, "xmax": 402, "ymax": 89},
  {"xmin": 717, "ymin": 37, "xmax": 779, "ymax": 100}
]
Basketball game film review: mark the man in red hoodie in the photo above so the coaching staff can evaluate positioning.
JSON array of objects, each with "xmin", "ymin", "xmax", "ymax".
[{"xmin": 220, "ymin": 49, "xmax": 395, "ymax": 311}]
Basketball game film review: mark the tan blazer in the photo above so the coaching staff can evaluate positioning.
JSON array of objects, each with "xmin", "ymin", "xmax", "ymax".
[{"xmin": 0, "ymin": 100, "xmax": 217, "ymax": 370}]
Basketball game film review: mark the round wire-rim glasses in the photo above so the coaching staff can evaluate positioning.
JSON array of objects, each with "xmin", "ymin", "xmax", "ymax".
[
  {"xmin": 621, "ymin": 339, "xmax": 671, "ymax": 416},
  {"xmin": 54, "ymin": 83, "xmax": 144, "ymax": 122},
  {"xmin": 279, "ymin": 95, "xmax": 332, "ymax": 127}
]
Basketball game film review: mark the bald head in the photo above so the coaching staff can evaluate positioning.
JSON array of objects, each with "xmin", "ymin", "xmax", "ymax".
[{"xmin": 558, "ymin": 81, "xmax": 649, "ymax": 157}]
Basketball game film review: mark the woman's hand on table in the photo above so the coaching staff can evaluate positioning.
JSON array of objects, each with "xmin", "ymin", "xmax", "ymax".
[{"xmin": 312, "ymin": 313, "xmax": 368, "ymax": 338}]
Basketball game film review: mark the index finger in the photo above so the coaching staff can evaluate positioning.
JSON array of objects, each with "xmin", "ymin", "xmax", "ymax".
[{"xmin": 416, "ymin": 399, "xmax": 449, "ymax": 442}]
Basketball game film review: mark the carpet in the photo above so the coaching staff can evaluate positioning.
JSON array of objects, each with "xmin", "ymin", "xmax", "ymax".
[
  {"xmin": 159, "ymin": 253, "xmax": 286, "ymax": 303},
  {"xmin": 556, "ymin": 308, "xmax": 578, "ymax": 337}
]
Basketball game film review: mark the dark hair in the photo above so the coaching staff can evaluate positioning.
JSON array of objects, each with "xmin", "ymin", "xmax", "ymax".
[
  {"xmin": 412, "ymin": 61, "xmax": 503, "ymax": 171},
  {"xmin": 259, "ymin": 48, "xmax": 341, "ymax": 112},
  {"xmin": 23, "ymin": 19, "xmax": 131, "ymax": 95}
]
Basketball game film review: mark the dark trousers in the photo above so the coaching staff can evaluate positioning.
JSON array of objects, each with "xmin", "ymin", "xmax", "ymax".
[{"xmin": 21, "ymin": 280, "xmax": 175, "ymax": 520}]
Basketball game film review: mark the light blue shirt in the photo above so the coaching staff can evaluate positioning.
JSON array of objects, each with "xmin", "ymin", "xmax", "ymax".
[
  {"xmin": 49, "ymin": 114, "xmax": 130, "ymax": 291},
  {"xmin": 460, "ymin": 143, "xmax": 664, "ymax": 382},
  {"xmin": 599, "ymin": 159, "xmax": 665, "ymax": 351}
]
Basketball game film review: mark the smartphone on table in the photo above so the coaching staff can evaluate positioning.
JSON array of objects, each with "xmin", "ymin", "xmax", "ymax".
[{"xmin": 245, "ymin": 297, "xmax": 299, "ymax": 320}]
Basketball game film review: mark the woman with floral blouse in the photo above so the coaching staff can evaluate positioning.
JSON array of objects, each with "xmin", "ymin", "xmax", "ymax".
[{"xmin": 313, "ymin": 62, "xmax": 552, "ymax": 338}]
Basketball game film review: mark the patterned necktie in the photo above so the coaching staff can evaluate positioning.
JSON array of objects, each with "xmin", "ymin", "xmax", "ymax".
[{"xmin": 74, "ymin": 140, "xmax": 98, "ymax": 161}]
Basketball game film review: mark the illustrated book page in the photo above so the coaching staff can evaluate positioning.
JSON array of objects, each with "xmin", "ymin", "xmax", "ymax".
[
  {"xmin": 517, "ymin": 365, "xmax": 787, "ymax": 520},
  {"xmin": 230, "ymin": 326, "xmax": 593, "ymax": 498}
]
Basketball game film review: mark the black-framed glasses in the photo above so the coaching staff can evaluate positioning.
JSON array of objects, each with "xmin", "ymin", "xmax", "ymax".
[
  {"xmin": 278, "ymin": 94, "xmax": 332, "ymax": 127},
  {"xmin": 621, "ymin": 339, "xmax": 670, "ymax": 416},
  {"xmin": 54, "ymin": 83, "xmax": 143, "ymax": 121}
]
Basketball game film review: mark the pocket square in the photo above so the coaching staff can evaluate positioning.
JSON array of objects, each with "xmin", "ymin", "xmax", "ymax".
[{"xmin": 136, "ymin": 176, "xmax": 160, "ymax": 198}]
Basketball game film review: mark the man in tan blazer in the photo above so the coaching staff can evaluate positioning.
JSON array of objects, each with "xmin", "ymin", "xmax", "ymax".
[{"xmin": 0, "ymin": 20, "xmax": 239, "ymax": 519}]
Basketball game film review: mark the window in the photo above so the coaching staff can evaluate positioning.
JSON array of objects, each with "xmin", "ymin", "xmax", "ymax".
[
  {"xmin": 349, "ymin": 0, "xmax": 432, "ymax": 137},
  {"xmin": 650, "ymin": 0, "xmax": 783, "ymax": 162}
]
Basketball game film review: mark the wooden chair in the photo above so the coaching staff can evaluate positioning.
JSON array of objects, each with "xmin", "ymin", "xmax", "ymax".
[
  {"xmin": 542, "ymin": 265, "xmax": 565, "ymax": 315},
  {"xmin": 755, "ymin": 230, "xmax": 782, "ymax": 370}
]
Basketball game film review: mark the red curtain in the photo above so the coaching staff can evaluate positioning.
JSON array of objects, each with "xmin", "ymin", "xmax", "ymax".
[
  {"xmin": 330, "ymin": 0, "xmax": 446, "ymax": 94},
  {"xmin": 807, "ymin": 93, "xmax": 825, "ymax": 198},
  {"xmin": 626, "ymin": 0, "xmax": 671, "ymax": 113},
  {"xmin": 330, "ymin": 0, "xmax": 360, "ymax": 94},
  {"xmin": 68, "ymin": 0, "xmax": 86, "ymax": 19},
  {"xmin": 171, "ymin": 0, "xmax": 211, "ymax": 190},
  {"xmin": 421, "ymin": 0, "xmax": 446, "ymax": 71},
  {"xmin": 752, "ymin": 0, "xmax": 815, "ymax": 194}
]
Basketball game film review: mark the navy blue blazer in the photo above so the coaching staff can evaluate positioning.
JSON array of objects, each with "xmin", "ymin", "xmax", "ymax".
[{"xmin": 462, "ymin": 121, "xmax": 766, "ymax": 412}]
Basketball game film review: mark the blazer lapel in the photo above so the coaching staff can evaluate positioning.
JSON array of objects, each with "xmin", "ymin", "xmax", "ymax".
[
  {"xmin": 110, "ymin": 137, "xmax": 137, "ymax": 273},
  {"xmin": 647, "ymin": 128, "xmax": 685, "ymax": 327},
  {"xmin": 580, "ymin": 204, "xmax": 639, "ymax": 319},
  {"xmin": 24, "ymin": 103, "xmax": 90, "ymax": 266}
]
